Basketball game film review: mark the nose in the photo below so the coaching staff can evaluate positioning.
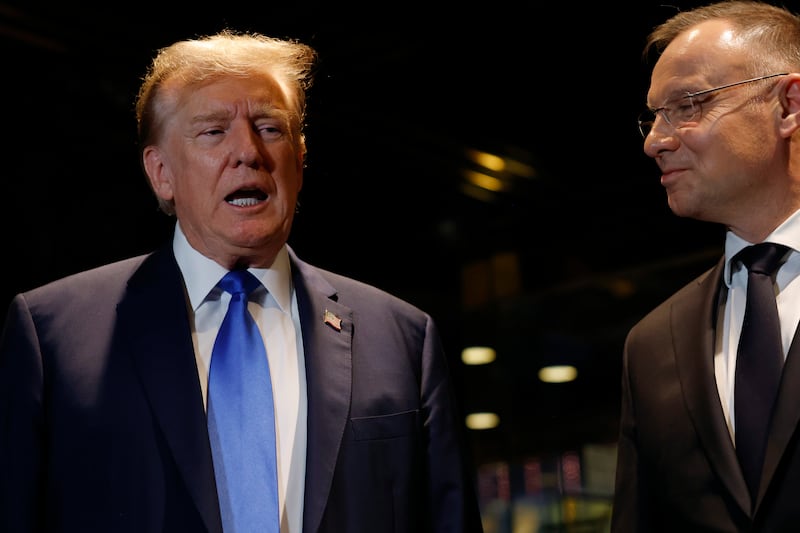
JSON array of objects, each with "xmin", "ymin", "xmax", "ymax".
[
  {"xmin": 643, "ymin": 118, "xmax": 678, "ymax": 158},
  {"xmin": 232, "ymin": 126, "xmax": 264, "ymax": 168}
]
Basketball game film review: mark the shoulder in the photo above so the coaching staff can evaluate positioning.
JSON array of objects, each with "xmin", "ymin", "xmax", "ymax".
[
  {"xmin": 288, "ymin": 248, "xmax": 430, "ymax": 322},
  {"xmin": 14, "ymin": 254, "xmax": 153, "ymax": 321},
  {"xmin": 0, "ymin": 254, "xmax": 155, "ymax": 346},
  {"xmin": 26, "ymin": 255, "xmax": 151, "ymax": 298},
  {"xmin": 309, "ymin": 263, "xmax": 425, "ymax": 313},
  {"xmin": 626, "ymin": 260, "xmax": 721, "ymax": 350}
]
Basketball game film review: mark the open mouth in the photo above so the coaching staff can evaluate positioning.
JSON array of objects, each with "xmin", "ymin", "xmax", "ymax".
[{"xmin": 225, "ymin": 188, "xmax": 267, "ymax": 207}]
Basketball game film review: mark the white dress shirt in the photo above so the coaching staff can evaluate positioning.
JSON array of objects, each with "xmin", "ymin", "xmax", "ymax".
[
  {"xmin": 172, "ymin": 222, "xmax": 307, "ymax": 533},
  {"xmin": 716, "ymin": 209, "xmax": 800, "ymax": 442}
]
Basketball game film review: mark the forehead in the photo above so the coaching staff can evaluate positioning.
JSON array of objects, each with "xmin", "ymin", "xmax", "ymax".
[
  {"xmin": 163, "ymin": 72, "xmax": 291, "ymax": 117},
  {"xmin": 649, "ymin": 19, "xmax": 750, "ymax": 99}
]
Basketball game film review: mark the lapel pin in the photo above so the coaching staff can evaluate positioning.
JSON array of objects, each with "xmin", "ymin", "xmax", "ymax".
[{"xmin": 324, "ymin": 309, "xmax": 342, "ymax": 331}]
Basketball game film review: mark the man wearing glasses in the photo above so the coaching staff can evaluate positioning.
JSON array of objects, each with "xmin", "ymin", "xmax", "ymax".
[{"xmin": 612, "ymin": 1, "xmax": 800, "ymax": 532}]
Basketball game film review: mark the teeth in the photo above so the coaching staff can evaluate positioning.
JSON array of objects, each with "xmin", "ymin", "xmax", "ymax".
[{"xmin": 228, "ymin": 198, "xmax": 261, "ymax": 207}]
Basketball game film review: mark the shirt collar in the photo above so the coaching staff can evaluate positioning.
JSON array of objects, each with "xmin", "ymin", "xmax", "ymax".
[
  {"xmin": 172, "ymin": 221, "xmax": 293, "ymax": 313},
  {"xmin": 723, "ymin": 208, "xmax": 800, "ymax": 287}
]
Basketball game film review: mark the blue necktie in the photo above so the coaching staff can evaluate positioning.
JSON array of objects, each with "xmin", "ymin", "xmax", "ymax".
[
  {"xmin": 735, "ymin": 243, "xmax": 789, "ymax": 502},
  {"xmin": 207, "ymin": 270, "xmax": 279, "ymax": 533}
]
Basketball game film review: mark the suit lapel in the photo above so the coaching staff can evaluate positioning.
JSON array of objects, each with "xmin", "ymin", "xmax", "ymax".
[
  {"xmin": 757, "ymin": 318, "xmax": 800, "ymax": 511},
  {"xmin": 672, "ymin": 259, "xmax": 750, "ymax": 515},
  {"xmin": 289, "ymin": 249, "xmax": 352, "ymax": 533},
  {"xmin": 117, "ymin": 246, "xmax": 222, "ymax": 533}
]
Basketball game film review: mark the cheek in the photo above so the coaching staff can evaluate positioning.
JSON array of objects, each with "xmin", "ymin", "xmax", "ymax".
[
  {"xmin": 274, "ymin": 146, "xmax": 304, "ymax": 193},
  {"xmin": 725, "ymin": 126, "xmax": 774, "ymax": 167},
  {"xmin": 176, "ymin": 148, "xmax": 223, "ymax": 182},
  {"xmin": 168, "ymin": 167, "xmax": 218, "ymax": 212},
  {"xmin": 685, "ymin": 117, "xmax": 767, "ymax": 167},
  {"xmin": 693, "ymin": 130, "xmax": 773, "ymax": 189}
]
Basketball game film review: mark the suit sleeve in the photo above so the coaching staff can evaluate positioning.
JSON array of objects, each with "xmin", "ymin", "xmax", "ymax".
[
  {"xmin": 420, "ymin": 314, "xmax": 484, "ymax": 533},
  {"xmin": 0, "ymin": 294, "xmax": 46, "ymax": 533},
  {"xmin": 610, "ymin": 332, "xmax": 652, "ymax": 533}
]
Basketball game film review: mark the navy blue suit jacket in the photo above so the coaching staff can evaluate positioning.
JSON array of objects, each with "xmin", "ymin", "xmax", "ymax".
[{"xmin": 0, "ymin": 240, "xmax": 483, "ymax": 533}]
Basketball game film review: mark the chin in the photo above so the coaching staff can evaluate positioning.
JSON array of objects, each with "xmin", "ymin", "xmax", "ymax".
[{"xmin": 234, "ymin": 223, "xmax": 288, "ymax": 248}]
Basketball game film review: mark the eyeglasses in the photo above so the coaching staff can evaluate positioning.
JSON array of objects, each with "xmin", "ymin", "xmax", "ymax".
[{"xmin": 637, "ymin": 72, "xmax": 788, "ymax": 138}]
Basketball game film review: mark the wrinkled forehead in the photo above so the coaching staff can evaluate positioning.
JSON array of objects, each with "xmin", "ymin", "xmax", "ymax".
[{"xmin": 161, "ymin": 71, "xmax": 296, "ymax": 120}]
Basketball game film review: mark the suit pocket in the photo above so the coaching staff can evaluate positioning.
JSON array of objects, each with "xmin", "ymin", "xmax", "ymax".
[{"xmin": 350, "ymin": 410, "xmax": 418, "ymax": 441}]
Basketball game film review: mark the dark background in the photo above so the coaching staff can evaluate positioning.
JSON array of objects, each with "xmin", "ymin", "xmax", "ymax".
[{"xmin": 1, "ymin": 1, "xmax": 724, "ymax": 470}]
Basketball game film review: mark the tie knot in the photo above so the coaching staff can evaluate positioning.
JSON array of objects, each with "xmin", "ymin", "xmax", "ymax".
[
  {"xmin": 736, "ymin": 242, "xmax": 790, "ymax": 276},
  {"xmin": 219, "ymin": 269, "xmax": 261, "ymax": 297}
]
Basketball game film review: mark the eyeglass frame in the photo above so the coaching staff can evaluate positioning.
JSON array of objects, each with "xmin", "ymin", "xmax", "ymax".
[{"xmin": 637, "ymin": 72, "xmax": 789, "ymax": 138}]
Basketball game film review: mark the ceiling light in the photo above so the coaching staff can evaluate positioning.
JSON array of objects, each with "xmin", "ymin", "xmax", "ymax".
[
  {"xmin": 461, "ymin": 346, "xmax": 496, "ymax": 365},
  {"xmin": 538, "ymin": 365, "xmax": 578, "ymax": 383},
  {"xmin": 465, "ymin": 412, "xmax": 500, "ymax": 430}
]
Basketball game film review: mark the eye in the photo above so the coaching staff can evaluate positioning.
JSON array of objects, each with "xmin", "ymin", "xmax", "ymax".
[
  {"xmin": 256, "ymin": 121, "xmax": 286, "ymax": 141},
  {"xmin": 669, "ymin": 97, "xmax": 699, "ymax": 124}
]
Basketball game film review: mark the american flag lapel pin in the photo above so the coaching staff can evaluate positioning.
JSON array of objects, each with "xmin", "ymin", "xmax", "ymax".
[{"xmin": 324, "ymin": 309, "xmax": 342, "ymax": 331}]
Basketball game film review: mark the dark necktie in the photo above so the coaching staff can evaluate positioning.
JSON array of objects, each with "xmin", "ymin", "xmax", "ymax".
[
  {"xmin": 734, "ymin": 242, "xmax": 789, "ymax": 500},
  {"xmin": 207, "ymin": 270, "xmax": 279, "ymax": 533}
]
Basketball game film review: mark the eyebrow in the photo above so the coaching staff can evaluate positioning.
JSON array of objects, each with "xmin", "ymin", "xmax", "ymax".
[
  {"xmin": 190, "ymin": 110, "xmax": 234, "ymax": 125},
  {"xmin": 189, "ymin": 105, "xmax": 291, "ymax": 125},
  {"xmin": 251, "ymin": 106, "xmax": 292, "ymax": 122},
  {"xmin": 647, "ymin": 79, "xmax": 707, "ymax": 108},
  {"xmin": 647, "ymin": 92, "xmax": 689, "ymax": 111}
]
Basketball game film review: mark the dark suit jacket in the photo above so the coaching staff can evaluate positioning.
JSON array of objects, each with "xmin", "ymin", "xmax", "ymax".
[
  {"xmin": 611, "ymin": 257, "xmax": 800, "ymax": 532},
  {"xmin": 0, "ymin": 241, "xmax": 483, "ymax": 533}
]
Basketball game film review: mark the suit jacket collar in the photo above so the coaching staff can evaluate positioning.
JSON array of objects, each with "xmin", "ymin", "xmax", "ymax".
[
  {"xmin": 759, "ymin": 302, "xmax": 800, "ymax": 513},
  {"xmin": 287, "ymin": 246, "xmax": 353, "ymax": 533},
  {"xmin": 672, "ymin": 257, "xmax": 751, "ymax": 515},
  {"xmin": 675, "ymin": 255, "xmax": 800, "ymax": 517},
  {"xmin": 117, "ymin": 243, "xmax": 223, "ymax": 533}
]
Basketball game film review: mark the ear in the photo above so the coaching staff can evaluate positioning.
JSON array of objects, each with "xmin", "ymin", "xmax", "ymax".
[
  {"xmin": 142, "ymin": 145, "xmax": 175, "ymax": 202},
  {"xmin": 779, "ymin": 74, "xmax": 800, "ymax": 138}
]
